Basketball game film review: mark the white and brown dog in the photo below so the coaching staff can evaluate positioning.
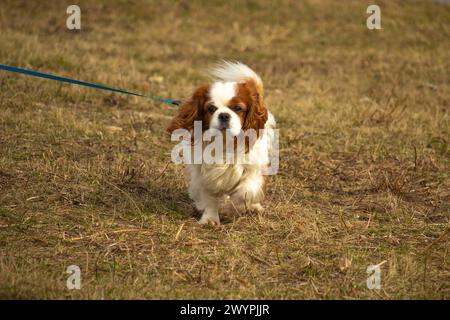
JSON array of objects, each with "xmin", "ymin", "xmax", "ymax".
[{"xmin": 167, "ymin": 61, "xmax": 276, "ymax": 225}]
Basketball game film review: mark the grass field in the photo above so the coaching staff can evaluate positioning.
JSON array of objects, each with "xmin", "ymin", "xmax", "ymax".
[{"xmin": 0, "ymin": 0, "xmax": 449, "ymax": 299}]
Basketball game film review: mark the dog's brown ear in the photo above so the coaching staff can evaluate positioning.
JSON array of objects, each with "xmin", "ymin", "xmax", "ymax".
[
  {"xmin": 243, "ymin": 80, "xmax": 268, "ymax": 135},
  {"xmin": 167, "ymin": 85, "xmax": 209, "ymax": 134}
]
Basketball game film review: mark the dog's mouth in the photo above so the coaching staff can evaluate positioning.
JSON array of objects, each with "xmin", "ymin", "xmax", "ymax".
[
  {"xmin": 211, "ymin": 123, "xmax": 242, "ymax": 137},
  {"xmin": 218, "ymin": 123, "xmax": 229, "ymax": 130}
]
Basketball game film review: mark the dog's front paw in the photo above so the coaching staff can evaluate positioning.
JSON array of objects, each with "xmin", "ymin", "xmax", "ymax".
[
  {"xmin": 250, "ymin": 203, "xmax": 264, "ymax": 213},
  {"xmin": 198, "ymin": 214, "xmax": 220, "ymax": 226}
]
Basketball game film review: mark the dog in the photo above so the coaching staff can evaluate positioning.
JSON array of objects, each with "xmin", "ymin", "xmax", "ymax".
[{"xmin": 167, "ymin": 61, "xmax": 276, "ymax": 225}]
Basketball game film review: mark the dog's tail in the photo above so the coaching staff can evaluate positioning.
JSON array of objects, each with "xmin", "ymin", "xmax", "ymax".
[{"xmin": 210, "ymin": 61, "xmax": 264, "ymax": 96}]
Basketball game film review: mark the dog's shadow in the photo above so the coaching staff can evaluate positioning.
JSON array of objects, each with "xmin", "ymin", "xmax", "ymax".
[
  {"xmin": 107, "ymin": 178, "xmax": 197, "ymax": 220},
  {"xmin": 111, "ymin": 179, "xmax": 252, "ymax": 224}
]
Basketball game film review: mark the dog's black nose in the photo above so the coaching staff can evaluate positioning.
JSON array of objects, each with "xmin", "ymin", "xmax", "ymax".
[{"xmin": 218, "ymin": 113, "xmax": 230, "ymax": 122}]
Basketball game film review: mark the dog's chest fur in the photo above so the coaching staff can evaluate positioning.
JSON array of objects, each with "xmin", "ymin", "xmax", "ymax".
[{"xmin": 200, "ymin": 163, "xmax": 247, "ymax": 195}]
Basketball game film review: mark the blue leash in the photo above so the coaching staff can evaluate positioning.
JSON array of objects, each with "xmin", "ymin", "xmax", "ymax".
[{"xmin": 0, "ymin": 64, "xmax": 181, "ymax": 106}]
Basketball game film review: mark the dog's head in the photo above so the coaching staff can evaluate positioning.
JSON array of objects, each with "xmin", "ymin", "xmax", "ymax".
[{"xmin": 167, "ymin": 62, "xmax": 268, "ymax": 137}]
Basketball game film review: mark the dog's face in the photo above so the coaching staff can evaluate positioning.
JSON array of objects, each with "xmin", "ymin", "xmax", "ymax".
[
  {"xmin": 167, "ymin": 79, "xmax": 268, "ymax": 137},
  {"xmin": 205, "ymin": 82, "xmax": 244, "ymax": 136}
]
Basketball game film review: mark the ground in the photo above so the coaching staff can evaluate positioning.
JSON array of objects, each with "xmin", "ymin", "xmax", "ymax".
[{"xmin": 0, "ymin": 0, "xmax": 449, "ymax": 299}]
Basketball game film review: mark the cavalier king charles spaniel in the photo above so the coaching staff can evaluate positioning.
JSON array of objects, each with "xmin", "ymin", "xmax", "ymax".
[{"xmin": 167, "ymin": 61, "xmax": 276, "ymax": 225}]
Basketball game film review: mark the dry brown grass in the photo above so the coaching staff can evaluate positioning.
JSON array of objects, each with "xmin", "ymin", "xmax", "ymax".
[{"xmin": 0, "ymin": 0, "xmax": 449, "ymax": 299}]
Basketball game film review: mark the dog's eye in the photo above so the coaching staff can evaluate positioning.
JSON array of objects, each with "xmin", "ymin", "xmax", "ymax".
[
  {"xmin": 233, "ymin": 106, "xmax": 242, "ymax": 112},
  {"xmin": 207, "ymin": 105, "xmax": 217, "ymax": 113}
]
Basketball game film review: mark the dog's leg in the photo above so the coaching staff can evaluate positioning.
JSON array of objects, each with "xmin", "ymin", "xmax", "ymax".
[
  {"xmin": 188, "ymin": 171, "xmax": 220, "ymax": 225},
  {"xmin": 230, "ymin": 175, "xmax": 265, "ymax": 213},
  {"xmin": 198, "ymin": 197, "xmax": 220, "ymax": 225}
]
